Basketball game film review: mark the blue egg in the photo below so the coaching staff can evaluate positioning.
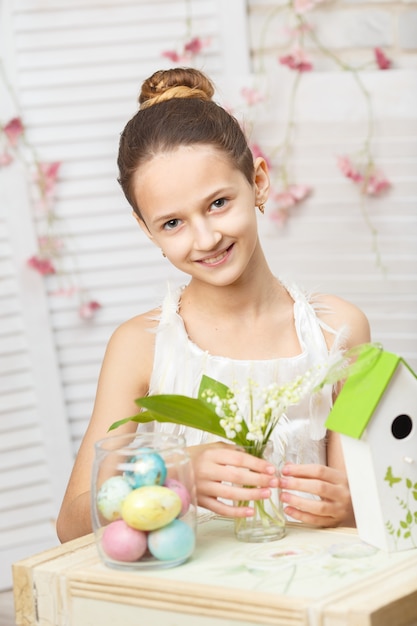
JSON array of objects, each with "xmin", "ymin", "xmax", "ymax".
[
  {"xmin": 148, "ymin": 519, "xmax": 195, "ymax": 562},
  {"xmin": 124, "ymin": 448, "xmax": 167, "ymax": 488}
]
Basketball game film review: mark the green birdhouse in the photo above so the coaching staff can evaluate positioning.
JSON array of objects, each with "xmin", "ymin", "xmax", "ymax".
[{"xmin": 325, "ymin": 348, "xmax": 417, "ymax": 552}]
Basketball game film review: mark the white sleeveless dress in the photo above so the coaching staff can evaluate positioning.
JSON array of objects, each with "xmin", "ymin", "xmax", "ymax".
[{"xmin": 144, "ymin": 281, "xmax": 342, "ymax": 469}]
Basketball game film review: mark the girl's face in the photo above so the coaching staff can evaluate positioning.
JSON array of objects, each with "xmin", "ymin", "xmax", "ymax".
[{"xmin": 132, "ymin": 144, "xmax": 269, "ymax": 287}]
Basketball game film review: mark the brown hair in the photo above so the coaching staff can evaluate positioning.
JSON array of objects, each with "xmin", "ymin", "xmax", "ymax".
[{"xmin": 117, "ymin": 68, "xmax": 255, "ymax": 218}]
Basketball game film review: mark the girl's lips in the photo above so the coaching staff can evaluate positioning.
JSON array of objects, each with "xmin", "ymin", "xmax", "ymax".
[{"xmin": 196, "ymin": 244, "xmax": 234, "ymax": 266}]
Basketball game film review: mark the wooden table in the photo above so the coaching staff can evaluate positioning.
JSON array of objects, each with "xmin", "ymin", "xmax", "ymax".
[{"xmin": 12, "ymin": 517, "xmax": 417, "ymax": 626}]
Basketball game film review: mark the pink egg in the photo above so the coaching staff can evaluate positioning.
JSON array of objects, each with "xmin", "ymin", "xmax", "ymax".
[
  {"xmin": 101, "ymin": 520, "xmax": 147, "ymax": 562},
  {"xmin": 164, "ymin": 478, "xmax": 191, "ymax": 516}
]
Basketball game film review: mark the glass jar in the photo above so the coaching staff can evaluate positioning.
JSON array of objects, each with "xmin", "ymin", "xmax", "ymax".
[
  {"xmin": 92, "ymin": 432, "xmax": 197, "ymax": 570},
  {"xmin": 234, "ymin": 441, "xmax": 286, "ymax": 543}
]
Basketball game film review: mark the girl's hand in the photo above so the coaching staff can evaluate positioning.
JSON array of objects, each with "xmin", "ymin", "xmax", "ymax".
[
  {"xmin": 189, "ymin": 443, "xmax": 278, "ymax": 518},
  {"xmin": 278, "ymin": 462, "xmax": 355, "ymax": 528}
]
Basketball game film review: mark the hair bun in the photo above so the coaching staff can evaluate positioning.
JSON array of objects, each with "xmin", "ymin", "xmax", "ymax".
[{"xmin": 139, "ymin": 68, "xmax": 214, "ymax": 109}]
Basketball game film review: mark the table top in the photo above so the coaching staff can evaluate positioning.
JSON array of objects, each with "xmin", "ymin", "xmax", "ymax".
[{"xmin": 12, "ymin": 516, "xmax": 417, "ymax": 626}]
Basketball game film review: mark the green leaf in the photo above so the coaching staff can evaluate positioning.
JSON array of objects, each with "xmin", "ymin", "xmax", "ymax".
[
  {"xmin": 132, "ymin": 394, "xmax": 228, "ymax": 439},
  {"xmin": 198, "ymin": 375, "xmax": 232, "ymax": 401}
]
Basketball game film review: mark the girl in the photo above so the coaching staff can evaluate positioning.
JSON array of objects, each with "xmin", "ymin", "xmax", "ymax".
[{"xmin": 57, "ymin": 68, "xmax": 370, "ymax": 542}]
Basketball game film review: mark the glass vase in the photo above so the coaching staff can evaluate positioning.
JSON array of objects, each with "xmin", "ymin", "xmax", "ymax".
[
  {"xmin": 234, "ymin": 442, "xmax": 286, "ymax": 543},
  {"xmin": 92, "ymin": 432, "xmax": 197, "ymax": 570}
]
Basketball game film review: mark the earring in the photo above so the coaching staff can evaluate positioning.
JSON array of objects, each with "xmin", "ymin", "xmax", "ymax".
[
  {"xmin": 258, "ymin": 203, "xmax": 265, "ymax": 214},
  {"xmin": 161, "ymin": 250, "xmax": 166, "ymax": 258}
]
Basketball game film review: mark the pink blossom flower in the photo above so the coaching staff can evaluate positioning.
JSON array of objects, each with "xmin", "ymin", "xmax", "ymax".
[
  {"xmin": 162, "ymin": 37, "xmax": 210, "ymax": 64},
  {"xmin": 374, "ymin": 48, "xmax": 391, "ymax": 70},
  {"xmin": 35, "ymin": 161, "xmax": 61, "ymax": 195},
  {"xmin": 79, "ymin": 300, "xmax": 101, "ymax": 320},
  {"xmin": 38, "ymin": 235, "xmax": 64, "ymax": 253},
  {"xmin": 365, "ymin": 171, "xmax": 391, "ymax": 196},
  {"xmin": 27, "ymin": 255, "xmax": 56, "ymax": 275},
  {"xmin": 241, "ymin": 87, "xmax": 265, "ymax": 106},
  {"xmin": 51, "ymin": 287, "xmax": 79, "ymax": 297},
  {"xmin": 270, "ymin": 208, "xmax": 289, "ymax": 227},
  {"xmin": 279, "ymin": 49, "xmax": 313, "ymax": 72},
  {"xmin": 0, "ymin": 151, "xmax": 13, "ymax": 166},
  {"xmin": 162, "ymin": 50, "xmax": 181, "ymax": 63},
  {"xmin": 293, "ymin": 0, "xmax": 324, "ymax": 14},
  {"xmin": 337, "ymin": 155, "xmax": 363, "ymax": 183},
  {"xmin": 272, "ymin": 184, "xmax": 312, "ymax": 210},
  {"xmin": 184, "ymin": 37, "xmax": 204, "ymax": 55},
  {"xmin": 3, "ymin": 117, "xmax": 24, "ymax": 147},
  {"xmin": 289, "ymin": 184, "xmax": 312, "ymax": 202},
  {"xmin": 250, "ymin": 143, "xmax": 272, "ymax": 169}
]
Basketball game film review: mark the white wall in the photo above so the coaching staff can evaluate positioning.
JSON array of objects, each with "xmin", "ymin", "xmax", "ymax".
[{"xmin": 247, "ymin": 0, "xmax": 417, "ymax": 366}]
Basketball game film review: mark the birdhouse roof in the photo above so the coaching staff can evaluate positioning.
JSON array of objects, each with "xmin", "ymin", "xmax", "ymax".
[{"xmin": 325, "ymin": 349, "xmax": 417, "ymax": 439}]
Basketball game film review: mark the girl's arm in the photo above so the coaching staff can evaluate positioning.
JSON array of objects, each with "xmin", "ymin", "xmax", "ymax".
[
  {"xmin": 278, "ymin": 294, "xmax": 371, "ymax": 528},
  {"xmin": 56, "ymin": 313, "xmax": 156, "ymax": 542}
]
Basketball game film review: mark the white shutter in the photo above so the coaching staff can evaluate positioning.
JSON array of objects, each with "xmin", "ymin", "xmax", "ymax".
[
  {"xmin": 5, "ymin": 0, "xmax": 250, "ymax": 456},
  {"xmin": 1, "ymin": 0, "xmax": 250, "ymax": 588},
  {"xmin": 0, "ymin": 160, "xmax": 73, "ymax": 589}
]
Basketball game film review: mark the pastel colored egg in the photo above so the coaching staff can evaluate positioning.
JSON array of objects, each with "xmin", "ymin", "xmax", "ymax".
[
  {"xmin": 148, "ymin": 519, "xmax": 195, "ymax": 562},
  {"xmin": 124, "ymin": 449, "xmax": 167, "ymax": 489},
  {"xmin": 121, "ymin": 485, "xmax": 181, "ymax": 531},
  {"xmin": 97, "ymin": 475, "xmax": 133, "ymax": 521},
  {"xmin": 101, "ymin": 520, "xmax": 147, "ymax": 562},
  {"xmin": 164, "ymin": 478, "xmax": 191, "ymax": 516}
]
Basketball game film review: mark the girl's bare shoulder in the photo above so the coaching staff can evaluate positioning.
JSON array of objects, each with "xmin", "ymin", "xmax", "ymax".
[
  {"xmin": 102, "ymin": 306, "xmax": 161, "ymax": 377},
  {"xmin": 312, "ymin": 292, "xmax": 371, "ymax": 347}
]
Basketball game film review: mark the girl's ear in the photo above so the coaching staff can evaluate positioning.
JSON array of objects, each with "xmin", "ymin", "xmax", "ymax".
[{"xmin": 253, "ymin": 157, "xmax": 270, "ymax": 205}]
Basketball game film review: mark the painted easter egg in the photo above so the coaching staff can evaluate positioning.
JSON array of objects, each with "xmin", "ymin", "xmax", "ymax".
[
  {"xmin": 97, "ymin": 475, "xmax": 132, "ymax": 521},
  {"xmin": 124, "ymin": 448, "xmax": 167, "ymax": 488},
  {"xmin": 101, "ymin": 519, "xmax": 147, "ymax": 562},
  {"xmin": 148, "ymin": 519, "xmax": 195, "ymax": 562},
  {"xmin": 164, "ymin": 478, "xmax": 191, "ymax": 516},
  {"xmin": 121, "ymin": 485, "xmax": 181, "ymax": 531}
]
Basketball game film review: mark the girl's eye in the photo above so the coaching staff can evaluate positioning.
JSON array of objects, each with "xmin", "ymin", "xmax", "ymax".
[
  {"xmin": 163, "ymin": 218, "xmax": 181, "ymax": 230},
  {"xmin": 211, "ymin": 198, "xmax": 227, "ymax": 210}
]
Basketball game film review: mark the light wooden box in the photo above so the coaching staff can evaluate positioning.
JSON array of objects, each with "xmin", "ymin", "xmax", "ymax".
[{"xmin": 13, "ymin": 518, "xmax": 417, "ymax": 626}]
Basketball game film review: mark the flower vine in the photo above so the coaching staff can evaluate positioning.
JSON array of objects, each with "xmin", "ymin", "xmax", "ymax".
[
  {"xmin": 0, "ymin": 63, "xmax": 101, "ymax": 320},
  {"xmin": 249, "ymin": 1, "xmax": 392, "ymax": 269}
]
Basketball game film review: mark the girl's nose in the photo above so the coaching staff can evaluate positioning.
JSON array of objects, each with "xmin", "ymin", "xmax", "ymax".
[{"xmin": 192, "ymin": 219, "xmax": 222, "ymax": 250}]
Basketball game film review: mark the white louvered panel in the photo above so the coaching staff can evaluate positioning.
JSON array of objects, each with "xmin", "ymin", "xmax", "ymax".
[
  {"xmin": 7, "ymin": 0, "xmax": 250, "ymax": 462},
  {"xmin": 0, "ymin": 2, "xmax": 75, "ymax": 580},
  {"xmin": 0, "ymin": 193, "xmax": 73, "ymax": 588}
]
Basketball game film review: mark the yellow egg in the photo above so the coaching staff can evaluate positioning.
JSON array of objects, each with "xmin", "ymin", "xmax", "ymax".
[{"xmin": 121, "ymin": 485, "xmax": 181, "ymax": 531}]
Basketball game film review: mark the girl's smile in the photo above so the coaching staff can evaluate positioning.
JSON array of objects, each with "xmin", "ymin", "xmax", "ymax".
[{"xmin": 195, "ymin": 243, "xmax": 234, "ymax": 266}]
